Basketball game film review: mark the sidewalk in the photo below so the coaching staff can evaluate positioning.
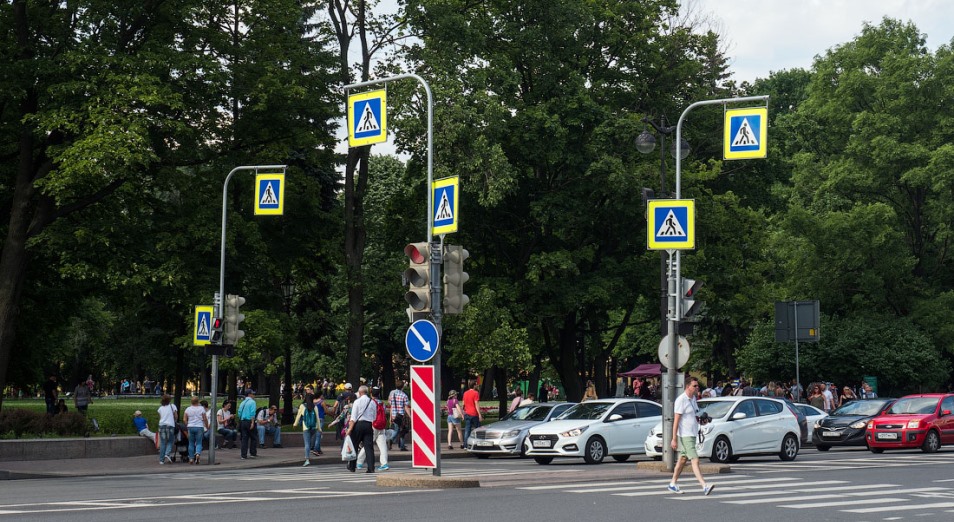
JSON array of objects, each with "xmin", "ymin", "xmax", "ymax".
[{"xmin": 0, "ymin": 439, "xmax": 475, "ymax": 480}]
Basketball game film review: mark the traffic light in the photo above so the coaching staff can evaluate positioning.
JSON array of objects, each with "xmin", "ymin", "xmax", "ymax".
[
  {"xmin": 443, "ymin": 245, "xmax": 469, "ymax": 314},
  {"xmin": 223, "ymin": 294, "xmax": 246, "ymax": 349},
  {"xmin": 210, "ymin": 317, "xmax": 224, "ymax": 345},
  {"xmin": 680, "ymin": 278, "xmax": 704, "ymax": 320},
  {"xmin": 404, "ymin": 242, "xmax": 431, "ymax": 317}
]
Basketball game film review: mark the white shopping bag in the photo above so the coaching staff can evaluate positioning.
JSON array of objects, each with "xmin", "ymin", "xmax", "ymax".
[{"xmin": 341, "ymin": 436, "xmax": 357, "ymax": 461}]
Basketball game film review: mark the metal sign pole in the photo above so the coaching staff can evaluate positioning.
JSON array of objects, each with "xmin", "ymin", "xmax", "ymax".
[{"xmin": 344, "ymin": 74, "xmax": 438, "ymax": 475}]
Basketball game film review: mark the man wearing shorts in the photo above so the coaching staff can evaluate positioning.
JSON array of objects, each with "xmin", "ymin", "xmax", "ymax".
[{"xmin": 668, "ymin": 377, "xmax": 714, "ymax": 496}]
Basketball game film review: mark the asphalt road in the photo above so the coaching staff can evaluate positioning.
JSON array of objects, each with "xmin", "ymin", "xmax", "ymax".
[{"xmin": 3, "ymin": 447, "xmax": 954, "ymax": 521}]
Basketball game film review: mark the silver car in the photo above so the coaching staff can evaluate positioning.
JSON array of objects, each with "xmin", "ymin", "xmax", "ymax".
[{"xmin": 467, "ymin": 402, "xmax": 575, "ymax": 458}]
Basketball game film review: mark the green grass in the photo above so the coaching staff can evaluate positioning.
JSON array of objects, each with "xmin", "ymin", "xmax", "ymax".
[{"xmin": 2, "ymin": 398, "xmax": 504, "ymax": 438}]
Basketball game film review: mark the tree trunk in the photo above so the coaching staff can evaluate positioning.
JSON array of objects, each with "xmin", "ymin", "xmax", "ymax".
[
  {"xmin": 556, "ymin": 311, "xmax": 583, "ymax": 402},
  {"xmin": 494, "ymin": 367, "xmax": 508, "ymax": 418}
]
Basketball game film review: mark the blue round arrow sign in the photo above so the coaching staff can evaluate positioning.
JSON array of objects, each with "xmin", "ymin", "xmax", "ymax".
[{"xmin": 405, "ymin": 319, "xmax": 439, "ymax": 362}]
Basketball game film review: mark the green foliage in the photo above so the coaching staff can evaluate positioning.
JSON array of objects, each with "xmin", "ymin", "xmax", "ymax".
[
  {"xmin": 0, "ymin": 408, "xmax": 89, "ymax": 439},
  {"xmin": 738, "ymin": 314, "xmax": 949, "ymax": 395}
]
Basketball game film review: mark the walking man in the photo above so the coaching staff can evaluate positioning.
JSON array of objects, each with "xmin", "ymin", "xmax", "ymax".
[
  {"xmin": 668, "ymin": 377, "xmax": 714, "ymax": 496},
  {"xmin": 346, "ymin": 385, "xmax": 376, "ymax": 474},
  {"xmin": 462, "ymin": 380, "xmax": 482, "ymax": 448},
  {"xmin": 237, "ymin": 389, "xmax": 258, "ymax": 459},
  {"xmin": 43, "ymin": 375, "xmax": 58, "ymax": 415},
  {"xmin": 388, "ymin": 380, "xmax": 409, "ymax": 451}
]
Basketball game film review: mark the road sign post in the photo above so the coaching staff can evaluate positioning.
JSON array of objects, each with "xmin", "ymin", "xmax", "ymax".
[
  {"xmin": 347, "ymin": 89, "xmax": 387, "ymax": 147},
  {"xmin": 193, "ymin": 306, "xmax": 214, "ymax": 346},
  {"xmin": 344, "ymin": 74, "xmax": 443, "ymax": 476},
  {"xmin": 656, "ymin": 95, "xmax": 770, "ymax": 472},
  {"xmin": 406, "ymin": 319, "xmax": 439, "ymax": 363}
]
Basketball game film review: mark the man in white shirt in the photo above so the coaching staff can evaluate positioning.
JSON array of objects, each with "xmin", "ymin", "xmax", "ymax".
[
  {"xmin": 822, "ymin": 383, "xmax": 835, "ymax": 412},
  {"xmin": 216, "ymin": 401, "xmax": 238, "ymax": 449},
  {"xmin": 668, "ymin": 377, "xmax": 714, "ymax": 496},
  {"xmin": 346, "ymin": 385, "xmax": 376, "ymax": 473}
]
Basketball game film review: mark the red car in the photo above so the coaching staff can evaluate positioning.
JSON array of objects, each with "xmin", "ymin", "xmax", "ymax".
[{"xmin": 866, "ymin": 393, "xmax": 954, "ymax": 453}]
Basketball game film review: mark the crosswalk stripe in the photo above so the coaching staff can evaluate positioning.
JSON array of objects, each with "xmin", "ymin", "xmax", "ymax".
[
  {"xmin": 844, "ymin": 501, "xmax": 954, "ymax": 514},
  {"xmin": 727, "ymin": 488, "xmax": 951, "ymax": 506},
  {"xmin": 782, "ymin": 498, "xmax": 907, "ymax": 509},
  {"xmin": 612, "ymin": 479, "xmax": 845, "ymax": 497},
  {"xmin": 569, "ymin": 477, "xmax": 822, "ymax": 495},
  {"xmin": 673, "ymin": 482, "xmax": 894, "ymax": 501}
]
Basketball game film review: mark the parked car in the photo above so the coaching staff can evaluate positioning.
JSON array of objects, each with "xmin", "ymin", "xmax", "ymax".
[
  {"xmin": 465, "ymin": 402, "xmax": 575, "ymax": 458},
  {"xmin": 866, "ymin": 394, "xmax": 954, "ymax": 453},
  {"xmin": 812, "ymin": 398, "xmax": 895, "ymax": 451},
  {"xmin": 781, "ymin": 398, "xmax": 810, "ymax": 445},
  {"xmin": 666, "ymin": 396, "xmax": 801, "ymax": 463},
  {"xmin": 794, "ymin": 403, "xmax": 827, "ymax": 444},
  {"xmin": 525, "ymin": 398, "xmax": 661, "ymax": 465}
]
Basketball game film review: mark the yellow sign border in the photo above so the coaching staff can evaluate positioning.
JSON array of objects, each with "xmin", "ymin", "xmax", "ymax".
[
  {"xmin": 647, "ymin": 199, "xmax": 695, "ymax": 250},
  {"xmin": 724, "ymin": 107, "xmax": 768, "ymax": 160},
  {"xmin": 254, "ymin": 173, "xmax": 285, "ymax": 215},
  {"xmin": 432, "ymin": 176, "xmax": 459, "ymax": 235},
  {"xmin": 194, "ymin": 305, "xmax": 214, "ymax": 346},
  {"xmin": 347, "ymin": 89, "xmax": 387, "ymax": 147}
]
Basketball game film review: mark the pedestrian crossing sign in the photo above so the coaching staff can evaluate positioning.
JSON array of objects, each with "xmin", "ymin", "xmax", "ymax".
[
  {"xmin": 724, "ymin": 107, "xmax": 768, "ymax": 160},
  {"xmin": 254, "ymin": 173, "xmax": 285, "ymax": 215},
  {"xmin": 647, "ymin": 199, "xmax": 695, "ymax": 250},
  {"xmin": 347, "ymin": 89, "xmax": 387, "ymax": 147},
  {"xmin": 432, "ymin": 176, "xmax": 459, "ymax": 235},
  {"xmin": 194, "ymin": 305, "xmax": 214, "ymax": 346}
]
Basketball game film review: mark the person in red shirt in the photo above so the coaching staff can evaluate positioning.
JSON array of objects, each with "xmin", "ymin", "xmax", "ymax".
[{"xmin": 462, "ymin": 380, "xmax": 482, "ymax": 448}]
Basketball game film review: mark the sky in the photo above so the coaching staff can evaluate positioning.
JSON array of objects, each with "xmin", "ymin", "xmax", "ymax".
[{"xmin": 696, "ymin": 0, "xmax": 954, "ymax": 84}]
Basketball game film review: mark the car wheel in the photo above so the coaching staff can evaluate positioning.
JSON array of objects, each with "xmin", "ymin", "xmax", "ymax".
[
  {"xmin": 710, "ymin": 436, "xmax": 732, "ymax": 463},
  {"xmin": 727, "ymin": 456, "xmax": 740, "ymax": 463},
  {"xmin": 583, "ymin": 437, "xmax": 606, "ymax": 464},
  {"xmin": 779, "ymin": 434, "xmax": 799, "ymax": 461},
  {"xmin": 869, "ymin": 446, "xmax": 884, "ymax": 454},
  {"xmin": 534, "ymin": 456, "xmax": 553, "ymax": 465},
  {"xmin": 921, "ymin": 430, "xmax": 941, "ymax": 453},
  {"xmin": 612, "ymin": 454, "xmax": 630, "ymax": 463},
  {"xmin": 474, "ymin": 453, "xmax": 490, "ymax": 459},
  {"xmin": 815, "ymin": 445, "xmax": 830, "ymax": 452}
]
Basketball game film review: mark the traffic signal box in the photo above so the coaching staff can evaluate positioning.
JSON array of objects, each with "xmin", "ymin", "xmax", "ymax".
[
  {"xmin": 404, "ymin": 242, "xmax": 431, "ymax": 320},
  {"xmin": 443, "ymin": 245, "xmax": 469, "ymax": 314},
  {"xmin": 680, "ymin": 278, "xmax": 705, "ymax": 320}
]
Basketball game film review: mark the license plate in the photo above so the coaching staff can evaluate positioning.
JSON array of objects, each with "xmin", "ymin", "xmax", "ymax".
[
  {"xmin": 876, "ymin": 432, "xmax": 898, "ymax": 440},
  {"xmin": 532, "ymin": 440, "xmax": 552, "ymax": 448},
  {"xmin": 477, "ymin": 440, "xmax": 493, "ymax": 447},
  {"xmin": 822, "ymin": 431, "xmax": 840, "ymax": 438}
]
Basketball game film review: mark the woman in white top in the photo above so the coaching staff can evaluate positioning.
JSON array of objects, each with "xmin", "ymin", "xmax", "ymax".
[
  {"xmin": 183, "ymin": 396, "xmax": 208, "ymax": 465},
  {"xmin": 157, "ymin": 395, "xmax": 178, "ymax": 464}
]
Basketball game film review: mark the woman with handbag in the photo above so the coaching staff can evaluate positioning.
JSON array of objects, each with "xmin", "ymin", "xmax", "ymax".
[{"xmin": 446, "ymin": 390, "xmax": 464, "ymax": 449}]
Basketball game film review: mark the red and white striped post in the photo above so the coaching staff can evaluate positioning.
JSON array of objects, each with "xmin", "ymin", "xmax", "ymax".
[{"xmin": 410, "ymin": 365, "xmax": 438, "ymax": 468}]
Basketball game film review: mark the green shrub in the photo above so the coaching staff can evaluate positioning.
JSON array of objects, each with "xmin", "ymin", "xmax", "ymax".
[{"xmin": 0, "ymin": 409, "xmax": 89, "ymax": 438}]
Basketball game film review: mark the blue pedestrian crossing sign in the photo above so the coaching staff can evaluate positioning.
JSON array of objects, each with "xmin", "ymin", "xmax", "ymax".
[
  {"xmin": 724, "ymin": 107, "xmax": 768, "ymax": 160},
  {"xmin": 254, "ymin": 173, "xmax": 285, "ymax": 215},
  {"xmin": 432, "ymin": 176, "xmax": 459, "ymax": 235},
  {"xmin": 348, "ymin": 89, "xmax": 387, "ymax": 147},
  {"xmin": 647, "ymin": 199, "xmax": 695, "ymax": 250},
  {"xmin": 405, "ymin": 319, "xmax": 439, "ymax": 363},
  {"xmin": 194, "ymin": 305, "xmax": 214, "ymax": 346}
]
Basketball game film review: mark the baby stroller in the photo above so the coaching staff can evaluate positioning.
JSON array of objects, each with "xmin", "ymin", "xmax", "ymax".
[{"xmin": 169, "ymin": 422, "xmax": 191, "ymax": 463}]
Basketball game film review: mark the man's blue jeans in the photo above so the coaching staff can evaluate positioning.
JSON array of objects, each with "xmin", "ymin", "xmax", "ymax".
[
  {"xmin": 463, "ymin": 414, "xmax": 481, "ymax": 447},
  {"xmin": 257, "ymin": 425, "xmax": 281, "ymax": 446},
  {"xmin": 158, "ymin": 425, "xmax": 176, "ymax": 463}
]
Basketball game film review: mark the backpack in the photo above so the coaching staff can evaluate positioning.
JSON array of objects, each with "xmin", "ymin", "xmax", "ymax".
[
  {"xmin": 372, "ymin": 399, "xmax": 386, "ymax": 430},
  {"xmin": 303, "ymin": 407, "xmax": 317, "ymax": 430}
]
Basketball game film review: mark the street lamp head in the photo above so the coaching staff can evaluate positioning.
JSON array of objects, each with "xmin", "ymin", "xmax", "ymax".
[
  {"xmin": 670, "ymin": 138, "xmax": 690, "ymax": 160},
  {"xmin": 280, "ymin": 276, "xmax": 295, "ymax": 305},
  {"xmin": 635, "ymin": 129, "xmax": 656, "ymax": 154}
]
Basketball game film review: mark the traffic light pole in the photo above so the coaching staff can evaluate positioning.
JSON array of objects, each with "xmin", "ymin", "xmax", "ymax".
[
  {"xmin": 660, "ymin": 95, "xmax": 770, "ymax": 472},
  {"xmin": 344, "ymin": 74, "xmax": 441, "ymax": 476},
  {"xmin": 210, "ymin": 164, "xmax": 286, "ymax": 466}
]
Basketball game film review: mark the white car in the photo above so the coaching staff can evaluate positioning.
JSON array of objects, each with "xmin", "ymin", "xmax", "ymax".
[
  {"xmin": 644, "ymin": 396, "xmax": 801, "ymax": 463},
  {"xmin": 794, "ymin": 403, "xmax": 828, "ymax": 444},
  {"xmin": 524, "ymin": 398, "xmax": 661, "ymax": 464}
]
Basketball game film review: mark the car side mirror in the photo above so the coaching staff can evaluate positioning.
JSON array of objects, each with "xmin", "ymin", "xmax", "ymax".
[
  {"xmin": 731, "ymin": 412, "xmax": 747, "ymax": 420},
  {"xmin": 943, "ymin": 410, "xmax": 952, "ymax": 417},
  {"xmin": 607, "ymin": 414, "xmax": 622, "ymax": 422}
]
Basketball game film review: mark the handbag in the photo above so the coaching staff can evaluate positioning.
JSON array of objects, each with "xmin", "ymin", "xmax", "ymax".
[{"xmin": 341, "ymin": 437, "xmax": 357, "ymax": 461}]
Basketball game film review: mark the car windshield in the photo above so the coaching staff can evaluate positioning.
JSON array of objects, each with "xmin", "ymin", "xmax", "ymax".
[
  {"xmin": 888, "ymin": 397, "xmax": 939, "ymax": 415},
  {"xmin": 697, "ymin": 401, "xmax": 733, "ymax": 419},
  {"xmin": 831, "ymin": 400, "xmax": 889, "ymax": 416},
  {"xmin": 559, "ymin": 402, "xmax": 612, "ymax": 420},
  {"xmin": 502, "ymin": 405, "xmax": 552, "ymax": 422}
]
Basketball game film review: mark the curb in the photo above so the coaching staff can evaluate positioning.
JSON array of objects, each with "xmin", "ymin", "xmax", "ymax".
[
  {"xmin": 377, "ymin": 472, "xmax": 480, "ymax": 488},
  {"xmin": 635, "ymin": 461, "xmax": 731, "ymax": 474}
]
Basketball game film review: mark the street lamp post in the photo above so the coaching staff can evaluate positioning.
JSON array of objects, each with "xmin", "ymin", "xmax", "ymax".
[
  {"xmin": 637, "ymin": 116, "xmax": 690, "ymax": 338},
  {"xmin": 280, "ymin": 276, "xmax": 296, "ymax": 425}
]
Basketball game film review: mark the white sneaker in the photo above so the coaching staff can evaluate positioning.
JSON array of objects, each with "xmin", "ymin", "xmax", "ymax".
[
  {"xmin": 303, "ymin": 460, "xmax": 310, "ymax": 467},
  {"xmin": 667, "ymin": 483, "xmax": 683, "ymax": 494}
]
